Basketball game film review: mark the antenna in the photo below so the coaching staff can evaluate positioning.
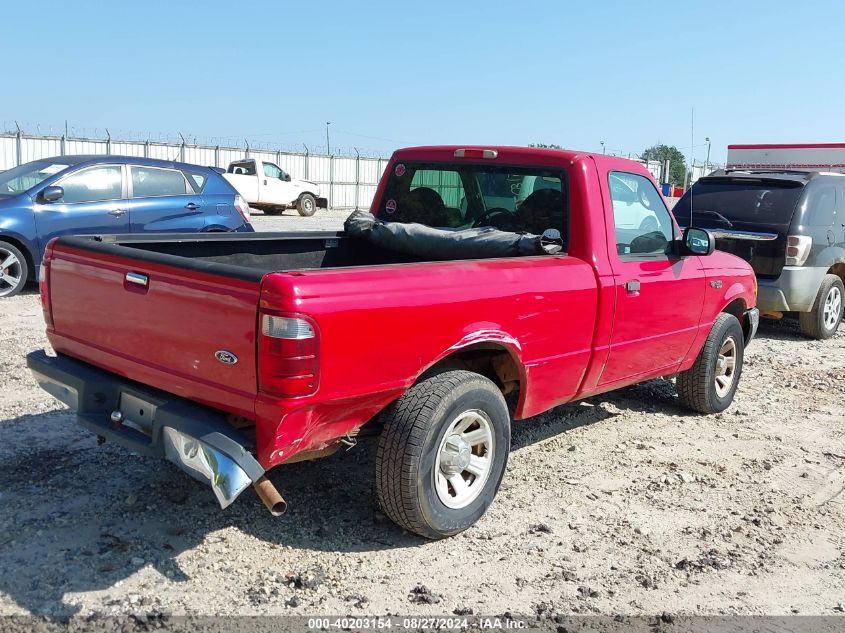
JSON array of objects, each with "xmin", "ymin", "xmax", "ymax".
[{"xmin": 689, "ymin": 107, "xmax": 694, "ymax": 230}]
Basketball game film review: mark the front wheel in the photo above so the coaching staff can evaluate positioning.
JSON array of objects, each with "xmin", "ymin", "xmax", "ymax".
[
  {"xmin": 799, "ymin": 274, "xmax": 844, "ymax": 340},
  {"xmin": 0, "ymin": 240, "xmax": 28, "ymax": 298},
  {"xmin": 676, "ymin": 313, "xmax": 745, "ymax": 413},
  {"xmin": 375, "ymin": 370, "xmax": 511, "ymax": 539},
  {"xmin": 297, "ymin": 193, "xmax": 317, "ymax": 217}
]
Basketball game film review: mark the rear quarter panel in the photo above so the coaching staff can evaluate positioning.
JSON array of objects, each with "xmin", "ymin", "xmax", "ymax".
[{"xmin": 256, "ymin": 256, "xmax": 598, "ymax": 466}]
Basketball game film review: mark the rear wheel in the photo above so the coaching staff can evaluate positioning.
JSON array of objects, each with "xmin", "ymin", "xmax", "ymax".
[
  {"xmin": 676, "ymin": 313, "xmax": 744, "ymax": 413},
  {"xmin": 297, "ymin": 193, "xmax": 317, "ymax": 217},
  {"xmin": 375, "ymin": 370, "xmax": 510, "ymax": 539},
  {"xmin": 799, "ymin": 274, "xmax": 843, "ymax": 340},
  {"xmin": 0, "ymin": 240, "xmax": 28, "ymax": 298}
]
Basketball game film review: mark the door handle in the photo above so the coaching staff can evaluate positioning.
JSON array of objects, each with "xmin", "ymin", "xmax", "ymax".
[
  {"xmin": 263, "ymin": 179, "xmax": 268, "ymax": 185},
  {"xmin": 108, "ymin": 208, "xmax": 126, "ymax": 217},
  {"xmin": 624, "ymin": 280, "xmax": 641, "ymax": 293},
  {"xmin": 185, "ymin": 202, "xmax": 200, "ymax": 210},
  {"xmin": 125, "ymin": 272, "xmax": 148, "ymax": 287}
]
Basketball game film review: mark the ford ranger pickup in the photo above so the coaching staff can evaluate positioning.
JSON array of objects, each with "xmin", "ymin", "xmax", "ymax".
[{"xmin": 27, "ymin": 146, "xmax": 759, "ymax": 539}]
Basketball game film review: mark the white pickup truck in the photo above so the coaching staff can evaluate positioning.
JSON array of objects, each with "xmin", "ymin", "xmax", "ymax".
[{"xmin": 223, "ymin": 159, "xmax": 327, "ymax": 216}]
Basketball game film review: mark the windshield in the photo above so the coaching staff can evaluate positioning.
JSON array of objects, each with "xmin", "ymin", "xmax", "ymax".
[
  {"xmin": 673, "ymin": 178, "xmax": 804, "ymax": 229},
  {"xmin": 0, "ymin": 160, "xmax": 71, "ymax": 196},
  {"xmin": 376, "ymin": 161, "xmax": 567, "ymax": 237}
]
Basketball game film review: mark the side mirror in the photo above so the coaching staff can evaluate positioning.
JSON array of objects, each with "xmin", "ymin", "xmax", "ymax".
[
  {"xmin": 282, "ymin": 174, "xmax": 291, "ymax": 182},
  {"xmin": 682, "ymin": 226, "xmax": 715, "ymax": 256},
  {"xmin": 39, "ymin": 186, "xmax": 64, "ymax": 203}
]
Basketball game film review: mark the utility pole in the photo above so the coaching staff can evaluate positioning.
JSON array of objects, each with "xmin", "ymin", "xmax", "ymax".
[
  {"xmin": 326, "ymin": 121, "xmax": 331, "ymax": 155},
  {"xmin": 600, "ymin": 141, "xmax": 605, "ymax": 154},
  {"xmin": 705, "ymin": 137, "xmax": 711, "ymax": 173}
]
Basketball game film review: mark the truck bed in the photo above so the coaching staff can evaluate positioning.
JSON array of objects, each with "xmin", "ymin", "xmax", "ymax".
[{"xmin": 91, "ymin": 230, "xmax": 427, "ymax": 276}]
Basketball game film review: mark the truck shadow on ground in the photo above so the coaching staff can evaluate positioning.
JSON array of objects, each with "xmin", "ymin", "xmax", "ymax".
[{"xmin": 0, "ymin": 377, "xmax": 693, "ymax": 615}]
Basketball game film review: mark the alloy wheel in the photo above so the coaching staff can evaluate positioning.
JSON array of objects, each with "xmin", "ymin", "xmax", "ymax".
[{"xmin": 0, "ymin": 247, "xmax": 23, "ymax": 297}]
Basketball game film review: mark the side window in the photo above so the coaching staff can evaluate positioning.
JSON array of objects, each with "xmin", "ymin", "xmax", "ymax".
[
  {"xmin": 609, "ymin": 171, "xmax": 674, "ymax": 257},
  {"xmin": 411, "ymin": 169, "xmax": 465, "ymax": 210},
  {"xmin": 131, "ymin": 166, "xmax": 189, "ymax": 198},
  {"xmin": 806, "ymin": 185, "xmax": 836, "ymax": 226},
  {"xmin": 263, "ymin": 162, "xmax": 283, "ymax": 179},
  {"xmin": 58, "ymin": 165, "xmax": 123, "ymax": 203},
  {"xmin": 185, "ymin": 171, "xmax": 207, "ymax": 192}
]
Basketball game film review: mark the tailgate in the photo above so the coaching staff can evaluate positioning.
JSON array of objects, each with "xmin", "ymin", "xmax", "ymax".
[{"xmin": 46, "ymin": 241, "xmax": 262, "ymax": 418}]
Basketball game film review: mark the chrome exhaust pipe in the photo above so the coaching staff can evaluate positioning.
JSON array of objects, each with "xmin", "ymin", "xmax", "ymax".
[{"xmin": 253, "ymin": 476, "xmax": 288, "ymax": 516}]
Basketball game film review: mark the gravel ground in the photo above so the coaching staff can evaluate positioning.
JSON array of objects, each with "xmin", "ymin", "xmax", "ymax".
[
  {"xmin": 0, "ymin": 211, "xmax": 843, "ymax": 618},
  {"xmin": 248, "ymin": 207, "xmax": 349, "ymax": 232}
]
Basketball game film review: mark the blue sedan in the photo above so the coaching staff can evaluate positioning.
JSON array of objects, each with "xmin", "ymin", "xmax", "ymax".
[{"xmin": 0, "ymin": 155, "xmax": 253, "ymax": 297}]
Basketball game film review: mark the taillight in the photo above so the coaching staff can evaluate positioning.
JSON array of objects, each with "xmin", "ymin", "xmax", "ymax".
[
  {"xmin": 258, "ymin": 312, "xmax": 319, "ymax": 398},
  {"xmin": 234, "ymin": 194, "xmax": 251, "ymax": 221},
  {"xmin": 39, "ymin": 259, "xmax": 53, "ymax": 328},
  {"xmin": 785, "ymin": 235, "xmax": 812, "ymax": 266},
  {"xmin": 453, "ymin": 148, "xmax": 498, "ymax": 159}
]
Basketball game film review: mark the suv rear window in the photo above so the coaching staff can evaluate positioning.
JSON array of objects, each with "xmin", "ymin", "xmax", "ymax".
[
  {"xmin": 674, "ymin": 177, "xmax": 804, "ymax": 229},
  {"xmin": 377, "ymin": 162, "xmax": 567, "ymax": 239}
]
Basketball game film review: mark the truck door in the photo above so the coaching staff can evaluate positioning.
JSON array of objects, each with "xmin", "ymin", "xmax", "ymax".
[
  {"xmin": 599, "ymin": 171, "xmax": 706, "ymax": 386},
  {"xmin": 260, "ymin": 161, "xmax": 296, "ymax": 205},
  {"xmin": 33, "ymin": 163, "xmax": 129, "ymax": 256}
]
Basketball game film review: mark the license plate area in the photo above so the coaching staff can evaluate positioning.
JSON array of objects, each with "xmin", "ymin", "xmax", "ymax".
[{"xmin": 116, "ymin": 392, "xmax": 162, "ymax": 436}]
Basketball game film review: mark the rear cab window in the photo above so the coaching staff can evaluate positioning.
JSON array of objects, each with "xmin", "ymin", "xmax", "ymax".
[
  {"xmin": 228, "ymin": 161, "xmax": 256, "ymax": 176},
  {"xmin": 377, "ymin": 161, "xmax": 568, "ymax": 246}
]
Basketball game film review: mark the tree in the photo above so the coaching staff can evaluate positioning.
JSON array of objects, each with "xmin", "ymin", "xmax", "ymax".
[
  {"xmin": 528, "ymin": 143, "xmax": 563, "ymax": 149},
  {"xmin": 641, "ymin": 144, "xmax": 687, "ymax": 186}
]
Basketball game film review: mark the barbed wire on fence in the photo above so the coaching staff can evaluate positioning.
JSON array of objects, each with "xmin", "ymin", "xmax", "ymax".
[{"xmin": 0, "ymin": 121, "xmax": 389, "ymax": 159}]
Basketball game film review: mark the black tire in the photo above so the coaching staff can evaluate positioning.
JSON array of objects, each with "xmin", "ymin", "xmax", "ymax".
[
  {"xmin": 375, "ymin": 370, "xmax": 510, "ymax": 539},
  {"xmin": 676, "ymin": 313, "xmax": 744, "ymax": 414},
  {"xmin": 297, "ymin": 193, "xmax": 317, "ymax": 217},
  {"xmin": 798, "ymin": 274, "xmax": 844, "ymax": 340},
  {"xmin": 0, "ymin": 240, "xmax": 28, "ymax": 298}
]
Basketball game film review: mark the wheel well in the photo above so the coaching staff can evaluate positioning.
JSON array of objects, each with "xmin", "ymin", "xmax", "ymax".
[
  {"xmin": 423, "ymin": 344, "xmax": 522, "ymax": 398},
  {"xmin": 0, "ymin": 235, "xmax": 35, "ymax": 282},
  {"xmin": 827, "ymin": 263, "xmax": 845, "ymax": 286},
  {"xmin": 722, "ymin": 298, "xmax": 749, "ymax": 339}
]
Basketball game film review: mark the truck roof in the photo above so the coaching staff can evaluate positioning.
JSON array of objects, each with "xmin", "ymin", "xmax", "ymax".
[{"xmin": 392, "ymin": 145, "xmax": 653, "ymax": 177}]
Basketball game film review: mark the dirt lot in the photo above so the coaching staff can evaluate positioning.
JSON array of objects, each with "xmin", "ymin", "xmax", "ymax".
[{"xmin": 0, "ymin": 217, "xmax": 843, "ymax": 617}]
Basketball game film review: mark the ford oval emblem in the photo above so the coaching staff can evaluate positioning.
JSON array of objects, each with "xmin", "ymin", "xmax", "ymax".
[{"xmin": 215, "ymin": 350, "xmax": 238, "ymax": 365}]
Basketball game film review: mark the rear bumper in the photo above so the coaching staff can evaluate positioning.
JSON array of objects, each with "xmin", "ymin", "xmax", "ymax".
[
  {"xmin": 757, "ymin": 266, "xmax": 826, "ymax": 312},
  {"xmin": 26, "ymin": 350, "xmax": 264, "ymax": 509}
]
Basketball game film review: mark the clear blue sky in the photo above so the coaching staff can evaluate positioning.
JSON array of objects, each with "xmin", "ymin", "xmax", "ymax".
[{"xmin": 2, "ymin": 0, "xmax": 843, "ymax": 163}]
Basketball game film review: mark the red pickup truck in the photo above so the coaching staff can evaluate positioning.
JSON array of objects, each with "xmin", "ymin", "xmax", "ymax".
[{"xmin": 28, "ymin": 146, "xmax": 759, "ymax": 539}]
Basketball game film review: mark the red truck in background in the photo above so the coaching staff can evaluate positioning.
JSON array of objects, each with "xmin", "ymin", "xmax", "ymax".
[{"xmin": 27, "ymin": 146, "xmax": 759, "ymax": 539}]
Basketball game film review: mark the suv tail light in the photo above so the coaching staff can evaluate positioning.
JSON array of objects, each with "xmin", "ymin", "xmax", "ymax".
[
  {"xmin": 785, "ymin": 235, "xmax": 812, "ymax": 266},
  {"xmin": 234, "ymin": 194, "xmax": 251, "ymax": 221},
  {"xmin": 258, "ymin": 312, "xmax": 319, "ymax": 398}
]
